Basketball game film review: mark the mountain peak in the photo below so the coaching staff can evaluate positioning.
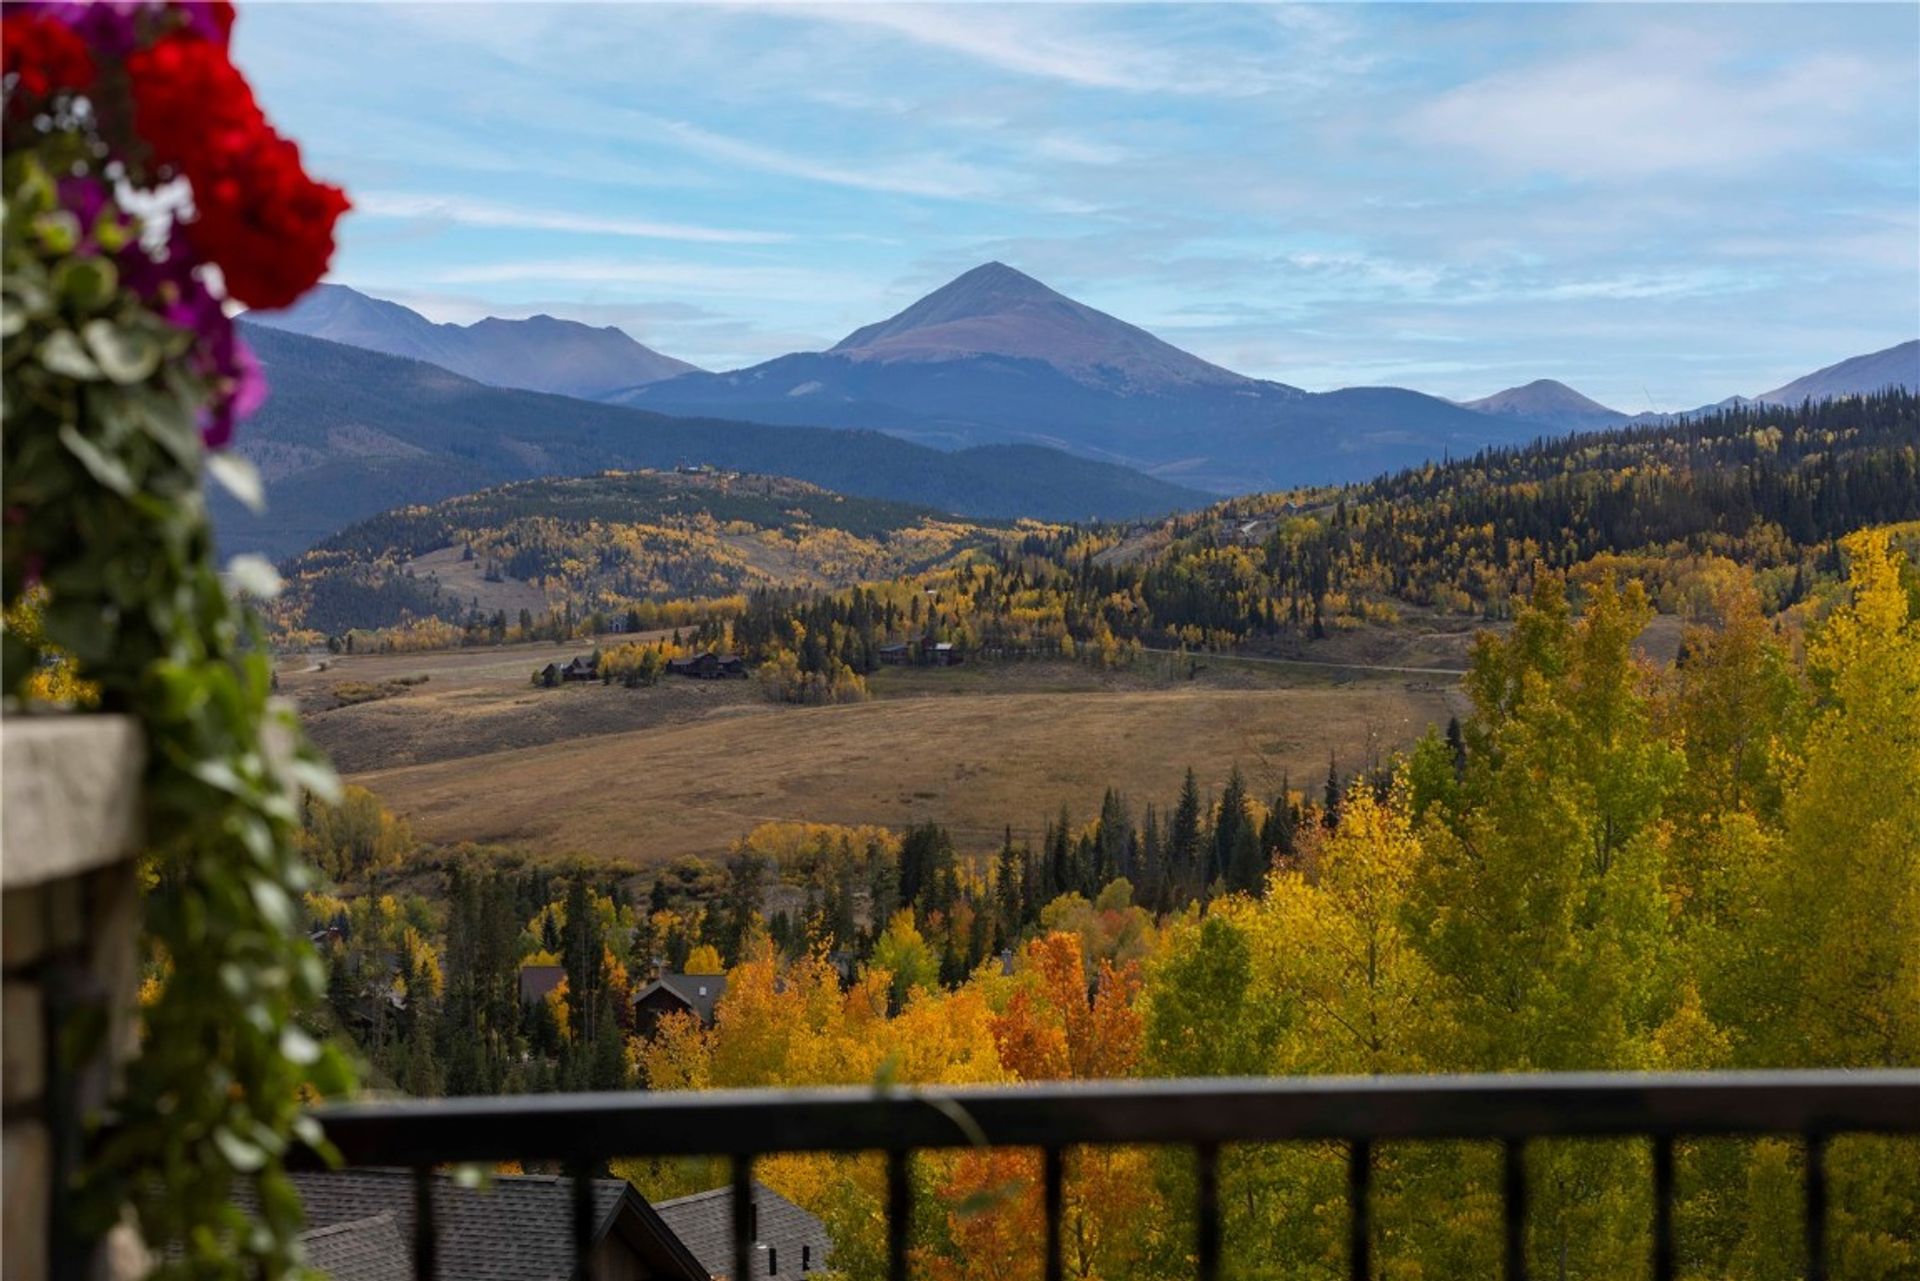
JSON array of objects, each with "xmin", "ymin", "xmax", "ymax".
[
  {"xmin": 828, "ymin": 262, "xmax": 1246, "ymax": 392},
  {"xmin": 247, "ymin": 286, "xmax": 698, "ymax": 397},
  {"xmin": 1462, "ymin": 378, "xmax": 1626, "ymax": 430}
]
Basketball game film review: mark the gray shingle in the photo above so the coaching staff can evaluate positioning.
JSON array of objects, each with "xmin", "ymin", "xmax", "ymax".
[
  {"xmin": 231, "ymin": 1168, "xmax": 706, "ymax": 1281},
  {"xmin": 654, "ymin": 1182, "xmax": 831, "ymax": 1279},
  {"xmin": 302, "ymin": 1212, "xmax": 408, "ymax": 1281}
]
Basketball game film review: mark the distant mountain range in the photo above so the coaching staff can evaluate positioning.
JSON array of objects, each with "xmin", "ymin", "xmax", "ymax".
[
  {"xmin": 1597, "ymin": 340, "xmax": 1920, "ymax": 427},
  {"xmin": 246, "ymin": 284, "xmax": 699, "ymax": 398},
  {"xmin": 608, "ymin": 262, "xmax": 1547, "ymax": 492},
  {"xmin": 217, "ymin": 325, "xmax": 1202, "ymax": 561},
  {"xmin": 1756, "ymin": 340, "xmax": 1920, "ymax": 405},
  {"xmin": 230, "ymin": 273, "xmax": 1917, "ymax": 558}
]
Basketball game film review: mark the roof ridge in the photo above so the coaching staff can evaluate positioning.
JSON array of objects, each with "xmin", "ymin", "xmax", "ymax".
[
  {"xmin": 300, "ymin": 1210, "xmax": 396, "ymax": 1240},
  {"xmin": 654, "ymin": 1179, "xmax": 778, "ymax": 1209}
]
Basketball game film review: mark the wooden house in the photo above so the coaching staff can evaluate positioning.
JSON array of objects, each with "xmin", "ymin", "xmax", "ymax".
[
  {"xmin": 665, "ymin": 651, "xmax": 747, "ymax": 680},
  {"xmin": 875, "ymin": 643, "xmax": 911, "ymax": 666},
  {"xmin": 632, "ymin": 973, "xmax": 728, "ymax": 1038},
  {"xmin": 655, "ymin": 1180, "xmax": 833, "ymax": 1279},
  {"xmin": 235, "ymin": 1168, "xmax": 709, "ymax": 1281}
]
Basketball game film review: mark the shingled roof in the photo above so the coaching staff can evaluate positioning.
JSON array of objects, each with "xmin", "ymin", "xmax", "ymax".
[
  {"xmin": 300, "ymin": 1213, "xmax": 408, "ymax": 1281},
  {"xmin": 654, "ymin": 1181, "xmax": 831, "ymax": 1279},
  {"xmin": 633, "ymin": 973, "xmax": 728, "ymax": 1025},
  {"xmin": 232, "ymin": 1168, "xmax": 709, "ymax": 1281}
]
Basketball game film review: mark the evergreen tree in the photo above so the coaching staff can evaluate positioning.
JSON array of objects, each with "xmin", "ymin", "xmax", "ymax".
[{"xmin": 1168, "ymin": 768, "xmax": 1204, "ymax": 901}]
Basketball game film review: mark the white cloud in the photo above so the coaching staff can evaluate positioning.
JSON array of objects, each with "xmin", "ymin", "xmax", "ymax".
[
  {"xmin": 426, "ymin": 258, "xmax": 872, "ymax": 303},
  {"xmin": 781, "ymin": 3, "xmax": 1315, "ymax": 97},
  {"xmin": 788, "ymin": 4, "xmax": 1172, "ymax": 92},
  {"xmin": 641, "ymin": 114, "xmax": 1002, "ymax": 200},
  {"xmin": 354, "ymin": 192, "xmax": 790, "ymax": 244},
  {"xmin": 1408, "ymin": 40, "xmax": 1886, "ymax": 182}
]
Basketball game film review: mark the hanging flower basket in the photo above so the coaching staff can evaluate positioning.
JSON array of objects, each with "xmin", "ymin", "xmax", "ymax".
[{"xmin": 3, "ymin": 3, "xmax": 353, "ymax": 1276}]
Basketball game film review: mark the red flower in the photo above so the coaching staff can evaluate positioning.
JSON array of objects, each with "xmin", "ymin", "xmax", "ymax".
[
  {"xmin": 2, "ymin": 12, "xmax": 97, "ymax": 106},
  {"xmin": 127, "ymin": 32, "xmax": 348, "ymax": 310},
  {"xmin": 126, "ymin": 32, "xmax": 259, "ymax": 179},
  {"xmin": 189, "ymin": 132, "xmax": 349, "ymax": 310}
]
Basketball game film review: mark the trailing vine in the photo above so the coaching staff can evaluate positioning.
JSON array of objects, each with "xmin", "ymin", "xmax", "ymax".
[{"xmin": 3, "ymin": 5, "xmax": 352, "ymax": 1277}]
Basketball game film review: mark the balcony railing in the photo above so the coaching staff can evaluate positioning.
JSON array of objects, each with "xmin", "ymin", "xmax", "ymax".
[{"xmin": 306, "ymin": 1070, "xmax": 1920, "ymax": 1281}]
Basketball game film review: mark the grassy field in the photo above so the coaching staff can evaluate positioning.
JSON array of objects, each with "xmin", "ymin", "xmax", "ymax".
[{"xmin": 288, "ymin": 642, "xmax": 1466, "ymax": 863}]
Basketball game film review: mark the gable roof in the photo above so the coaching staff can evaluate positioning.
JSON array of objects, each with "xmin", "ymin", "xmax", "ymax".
[
  {"xmin": 301, "ymin": 1212, "xmax": 408, "ymax": 1281},
  {"xmin": 653, "ymin": 1182, "xmax": 831, "ymax": 1281},
  {"xmin": 634, "ymin": 974, "xmax": 728, "ymax": 1024},
  {"xmin": 519, "ymin": 964, "xmax": 566, "ymax": 1005},
  {"xmin": 234, "ymin": 1169, "xmax": 708, "ymax": 1281}
]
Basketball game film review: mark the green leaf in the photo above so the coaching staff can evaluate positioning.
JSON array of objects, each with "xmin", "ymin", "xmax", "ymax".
[
  {"xmin": 277, "ymin": 1026, "xmax": 319, "ymax": 1066},
  {"xmin": 33, "ymin": 210, "xmax": 80, "ymax": 255},
  {"xmin": 39, "ymin": 329, "xmax": 101, "ymax": 381},
  {"xmin": 250, "ymin": 877, "xmax": 296, "ymax": 932},
  {"xmin": 213, "ymin": 1127, "xmax": 267, "ymax": 1173},
  {"xmin": 134, "ymin": 389, "xmax": 202, "ymax": 468},
  {"xmin": 225, "ymin": 554, "xmax": 283, "ymax": 601},
  {"xmin": 53, "ymin": 257, "xmax": 118, "ymax": 312},
  {"xmin": 82, "ymin": 320, "xmax": 161, "ymax": 385},
  {"xmin": 57, "ymin": 424, "xmax": 135, "ymax": 495},
  {"xmin": 207, "ymin": 451, "xmax": 266, "ymax": 514}
]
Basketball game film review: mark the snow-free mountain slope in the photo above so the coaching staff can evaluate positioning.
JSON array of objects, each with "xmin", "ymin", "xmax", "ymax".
[
  {"xmin": 831, "ymin": 261, "xmax": 1249, "ymax": 392},
  {"xmin": 1462, "ymin": 379, "xmax": 1627, "ymax": 432},
  {"xmin": 213, "ymin": 325, "xmax": 1202, "ymax": 561},
  {"xmin": 1756, "ymin": 340, "xmax": 1919, "ymax": 404},
  {"xmin": 617, "ymin": 262, "xmax": 1547, "ymax": 492},
  {"xmin": 247, "ymin": 284, "xmax": 699, "ymax": 398}
]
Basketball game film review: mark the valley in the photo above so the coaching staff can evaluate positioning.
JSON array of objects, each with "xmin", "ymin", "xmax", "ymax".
[{"xmin": 286, "ymin": 642, "xmax": 1461, "ymax": 863}]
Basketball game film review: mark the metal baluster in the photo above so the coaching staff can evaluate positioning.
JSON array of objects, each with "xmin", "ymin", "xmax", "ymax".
[
  {"xmin": 1651, "ymin": 1136, "xmax": 1675, "ymax": 1281},
  {"xmin": 574, "ymin": 1165, "xmax": 599, "ymax": 1281},
  {"xmin": 734, "ymin": 1154, "xmax": 756, "ymax": 1281},
  {"xmin": 1805, "ymin": 1134, "xmax": 1828, "ymax": 1281},
  {"xmin": 1044, "ymin": 1146, "xmax": 1065, "ymax": 1281},
  {"xmin": 887, "ymin": 1149, "xmax": 912, "ymax": 1281},
  {"xmin": 1504, "ymin": 1139, "xmax": 1527, "ymax": 1281},
  {"xmin": 413, "ymin": 1165, "xmax": 436, "ymax": 1281},
  {"xmin": 1195, "ymin": 1142, "xmax": 1220, "ymax": 1281},
  {"xmin": 1349, "ymin": 1140, "xmax": 1371, "ymax": 1281}
]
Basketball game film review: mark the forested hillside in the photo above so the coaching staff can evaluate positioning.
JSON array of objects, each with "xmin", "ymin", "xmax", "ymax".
[
  {"xmin": 306, "ymin": 529, "xmax": 1920, "ymax": 1280},
  {"xmin": 217, "ymin": 325, "xmax": 1201, "ymax": 560},
  {"xmin": 722, "ymin": 391, "xmax": 1920, "ymax": 682},
  {"xmin": 276, "ymin": 470, "xmax": 1025, "ymax": 637}
]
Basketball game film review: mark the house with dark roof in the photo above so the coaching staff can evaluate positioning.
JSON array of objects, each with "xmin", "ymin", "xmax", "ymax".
[
  {"xmin": 299, "ymin": 1212, "xmax": 408, "ymax": 1281},
  {"xmin": 633, "ymin": 973, "xmax": 727, "ymax": 1037},
  {"xmin": 665, "ymin": 651, "xmax": 746, "ymax": 680},
  {"xmin": 234, "ymin": 1168, "xmax": 709, "ymax": 1281},
  {"xmin": 654, "ymin": 1181, "xmax": 831, "ymax": 1279},
  {"xmin": 518, "ymin": 963, "xmax": 567, "ymax": 1007}
]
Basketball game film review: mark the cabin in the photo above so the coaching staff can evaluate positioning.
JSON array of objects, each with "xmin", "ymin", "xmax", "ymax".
[
  {"xmin": 632, "ymin": 973, "xmax": 728, "ymax": 1037},
  {"xmin": 562, "ymin": 653, "xmax": 600, "ymax": 681},
  {"xmin": 927, "ymin": 642, "xmax": 961, "ymax": 667},
  {"xmin": 665, "ymin": 650, "xmax": 747, "ymax": 680},
  {"xmin": 232, "ymin": 1168, "xmax": 710, "ymax": 1281},
  {"xmin": 517, "ymin": 963, "xmax": 567, "ymax": 1007},
  {"xmin": 875, "ymin": 643, "xmax": 911, "ymax": 666},
  {"xmin": 655, "ymin": 1180, "xmax": 833, "ymax": 1279}
]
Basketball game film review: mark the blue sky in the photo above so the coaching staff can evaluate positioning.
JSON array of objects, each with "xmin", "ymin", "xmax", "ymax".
[{"xmin": 235, "ymin": 2, "xmax": 1918, "ymax": 409}]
